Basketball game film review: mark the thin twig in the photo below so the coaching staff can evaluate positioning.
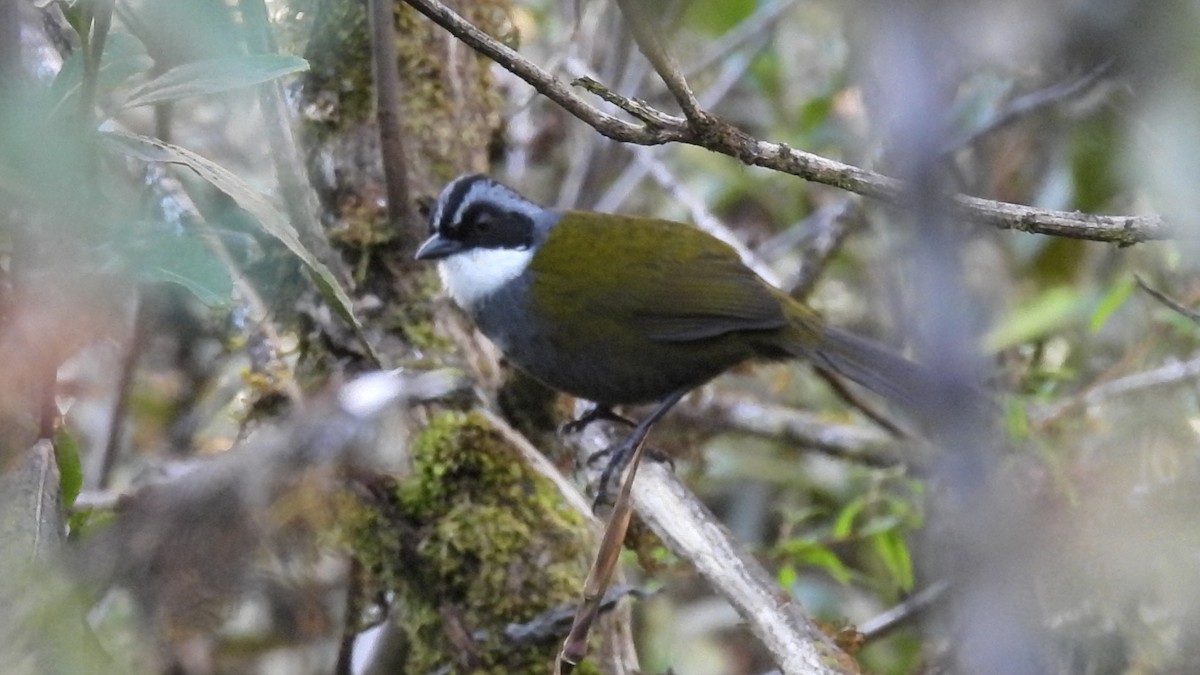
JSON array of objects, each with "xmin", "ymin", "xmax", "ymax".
[
  {"xmin": 403, "ymin": 0, "xmax": 684, "ymax": 142},
  {"xmin": 591, "ymin": 42, "xmax": 761, "ymax": 213},
  {"xmin": 556, "ymin": 429, "xmax": 649, "ymax": 673},
  {"xmin": 631, "ymin": 149, "xmax": 784, "ymax": 287},
  {"xmin": 399, "ymin": 0, "xmax": 1168, "ymax": 245},
  {"xmin": 774, "ymin": 199, "xmax": 864, "ymax": 299},
  {"xmin": 814, "ymin": 367, "xmax": 909, "ymax": 440},
  {"xmin": 79, "ymin": 0, "xmax": 114, "ymax": 129},
  {"xmin": 335, "ymin": 557, "xmax": 363, "ymax": 675},
  {"xmin": 612, "ymin": 0, "xmax": 706, "ymax": 125},
  {"xmin": 673, "ymin": 394, "xmax": 902, "ymax": 467},
  {"xmin": 942, "ymin": 60, "xmax": 1116, "ymax": 154},
  {"xmin": 858, "ymin": 580, "xmax": 949, "ymax": 641},
  {"xmin": 1079, "ymin": 353, "xmax": 1200, "ymax": 404},
  {"xmin": 96, "ymin": 293, "xmax": 144, "ymax": 490},
  {"xmin": 1135, "ymin": 274, "xmax": 1200, "ymax": 326},
  {"xmin": 682, "ymin": 0, "xmax": 800, "ymax": 78}
]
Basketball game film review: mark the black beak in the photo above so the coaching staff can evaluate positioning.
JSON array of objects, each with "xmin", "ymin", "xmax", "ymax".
[{"xmin": 415, "ymin": 234, "xmax": 464, "ymax": 261}]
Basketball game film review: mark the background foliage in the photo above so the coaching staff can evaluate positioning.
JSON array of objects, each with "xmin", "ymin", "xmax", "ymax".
[{"xmin": 1, "ymin": 0, "xmax": 1199, "ymax": 674}]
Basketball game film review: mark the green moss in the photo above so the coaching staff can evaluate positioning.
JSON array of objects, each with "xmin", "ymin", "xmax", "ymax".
[
  {"xmin": 340, "ymin": 410, "xmax": 593, "ymax": 672},
  {"xmin": 391, "ymin": 3, "xmax": 507, "ymax": 186},
  {"xmin": 388, "ymin": 270, "xmax": 451, "ymax": 352},
  {"xmin": 300, "ymin": 1, "xmax": 374, "ymax": 141}
]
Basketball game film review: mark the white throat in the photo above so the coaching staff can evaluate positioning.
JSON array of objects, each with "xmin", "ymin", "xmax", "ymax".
[{"xmin": 438, "ymin": 247, "xmax": 533, "ymax": 311}]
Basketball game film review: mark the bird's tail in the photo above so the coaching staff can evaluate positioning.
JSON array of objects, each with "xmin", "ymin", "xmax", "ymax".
[{"xmin": 787, "ymin": 324, "xmax": 960, "ymax": 415}]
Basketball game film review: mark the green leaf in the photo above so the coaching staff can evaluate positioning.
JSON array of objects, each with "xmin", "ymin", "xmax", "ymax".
[
  {"xmin": 777, "ymin": 563, "xmax": 799, "ymax": 590},
  {"xmin": 832, "ymin": 496, "xmax": 867, "ymax": 540},
  {"xmin": 856, "ymin": 514, "xmax": 904, "ymax": 538},
  {"xmin": 53, "ymin": 429, "xmax": 83, "ymax": 508},
  {"xmin": 102, "ymin": 130, "xmax": 379, "ymax": 363},
  {"xmin": 127, "ymin": 226, "xmax": 234, "ymax": 307},
  {"xmin": 1005, "ymin": 398, "xmax": 1031, "ymax": 439},
  {"xmin": 1090, "ymin": 276, "xmax": 1136, "ymax": 333},
  {"xmin": 1071, "ymin": 113, "xmax": 1120, "ymax": 213},
  {"xmin": 782, "ymin": 540, "xmax": 853, "ymax": 585},
  {"xmin": 118, "ymin": 55, "xmax": 309, "ymax": 110},
  {"xmin": 798, "ymin": 95, "xmax": 834, "ymax": 135},
  {"xmin": 684, "ymin": 0, "xmax": 756, "ymax": 33},
  {"xmin": 49, "ymin": 31, "xmax": 153, "ymax": 118},
  {"xmin": 984, "ymin": 286, "xmax": 1083, "ymax": 351},
  {"xmin": 871, "ymin": 531, "xmax": 914, "ymax": 591}
]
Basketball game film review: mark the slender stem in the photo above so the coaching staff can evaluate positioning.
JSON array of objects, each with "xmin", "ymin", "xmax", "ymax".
[
  {"xmin": 96, "ymin": 293, "xmax": 143, "ymax": 490},
  {"xmin": 79, "ymin": 0, "xmax": 115, "ymax": 128},
  {"xmin": 368, "ymin": 0, "xmax": 418, "ymax": 244}
]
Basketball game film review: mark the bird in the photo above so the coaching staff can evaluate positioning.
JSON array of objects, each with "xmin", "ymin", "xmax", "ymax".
[{"xmin": 415, "ymin": 174, "xmax": 952, "ymax": 490}]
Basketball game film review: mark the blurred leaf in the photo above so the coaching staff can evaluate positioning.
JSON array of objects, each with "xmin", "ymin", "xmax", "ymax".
[
  {"xmin": 1090, "ymin": 276, "xmax": 1136, "ymax": 333},
  {"xmin": 985, "ymin": 286, "xmax": 1083, "ymax": 351},
  {"xmin": 780, "ymin": 540, "xmax": 852, "ymax": 585},
  {"xmin": 832, "ymin": 496, "xmax": 867, "ymax": 540},
  {"xmin": 798, "ymin": 94, "xmax": 834, "ymax": 135},
  {"xmin": 1006, "ymin": 398, "xmax": 1031, "ymax": 439},
  {"xmin": 684, "ymin": 0, "xmax": 756, "ymax": 33},
  {"xmin": 946, "ymin": 72, "xmax": 1013, "ymax": 140},
  {"xmin": 52, "ymin": 429, "xmax": 83, "ymax": 508},
  {"xmin": 102, "ymin": 130, "xmax": 376, "ymax": 362},
  {"xmin": 870, "ymin": 531, "xmax": 914, "ymax": 592},
  {"xmin": 777, "ymin": 563, "xmax": 799, "ymax": 590},
  {"xmin": 118, "ymin": 55, "xmax": 309, "ymax": 110},
  {"xmin": 127, "ymin": 226, "xmax": 234, "ymax": 307},
  {"xmin": 1026, "ymin": 237, "xmax": 1086, "ymax": 286},
  {"xmin": 857, "ymin": 514, "xmax": 905, "ymax": 538},
  {"xmin": 50, "ymin": 32, "xmax": 153, "ymax": 118},
  {"xmin": 1071, "ymin": 113, "xmax": 1120, "ymax": 213}
]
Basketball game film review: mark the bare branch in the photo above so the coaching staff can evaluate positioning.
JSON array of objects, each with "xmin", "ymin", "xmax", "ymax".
[
  {"xmin": 1081, "ymin": 353, "xmax": 1200, "ymax": 404},
  {"xmin": 632, "ymin": 462, "xmax": 855, "ymax": 674},
  {"xmin": 942, "ymin": 60, "xmax": 1116, "ymax": 154},
  {"xmin": 612, "ymin": 0, "xmax": 707, "ymax": 125},
  {"xmin": 772, "ymin": 199, "xmax": 864, "ymax": 298},
  {"xmin": 673, "ymin": 394, "xmax": 902, "ymax": 467},
  {"xmin": 400, "ymin": 0, "xmax": 1168, "ymax": 245},
  {"xmin": 369, "ymin": 0, "xmax": 419, "ymax": 241},
  {"xmin": 400, "ymin": 0, "xmax": 684, "ymax": 144},
  {"xmin": 1033, "ymin": 351, "xmax": 1200, "ymax": 426},
  {"xmin": 566, "ymin": 411, "xmax": 858, "ymax": 675},
  {"xmin": 859, "ymin": 580, "xmax": 950, "ymax": 641},
  {"xmin": 1135, "ymin": 275, "xmax": 1200, "ymax": 326},
  {"xmin": 682, "ymin": 0, "xmax": 800, "ymax": 78}
]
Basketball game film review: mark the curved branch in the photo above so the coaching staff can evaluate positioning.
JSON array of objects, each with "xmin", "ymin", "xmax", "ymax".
[
  {"xmin": 566, "ymin": 412, "xmax": 858, "ymax": 675},
  {"xmin": 400, "ymin": 0, "xmax": 1168, "ymax": 245}
]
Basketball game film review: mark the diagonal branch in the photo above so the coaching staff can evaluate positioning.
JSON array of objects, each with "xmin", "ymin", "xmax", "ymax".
[
  {"xmin": 612, "ymin": 0, "xmax": 707, "ymax": 125},
  {"xmin": 400, "ymin": 0, "xmax": 1168, "ymax": 245},
  {"xmin": 402, "ymin": 0, "xmax": 685, "ymax": 145}
]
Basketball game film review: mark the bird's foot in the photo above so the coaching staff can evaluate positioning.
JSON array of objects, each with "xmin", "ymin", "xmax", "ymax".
[
  {"xmin": 590, "ymin": 441, "xmax": 675, "ymax": 512},
  {"xmin": 561, "ymin": 404, "xmax": 636, "ymax": 435}
]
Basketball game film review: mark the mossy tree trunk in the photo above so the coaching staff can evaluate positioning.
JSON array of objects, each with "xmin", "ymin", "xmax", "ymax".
[{"xmin": 298, "ymin": 2, "xmax": 632, "ymax": 671}]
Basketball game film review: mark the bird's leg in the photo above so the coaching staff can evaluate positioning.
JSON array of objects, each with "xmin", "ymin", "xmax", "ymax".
[
  {"xmin": 561, "ymin": 404, "xmax": 636, "ymax": 435},
  {"xmin": 593, "ymin": 388, "xmax": 688, "ymax": 510}
]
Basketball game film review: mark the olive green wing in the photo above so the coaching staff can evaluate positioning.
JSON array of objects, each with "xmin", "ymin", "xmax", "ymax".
[{"xmin": 533, "ymin": 213, "xmax": 786, "ymax": 342}]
